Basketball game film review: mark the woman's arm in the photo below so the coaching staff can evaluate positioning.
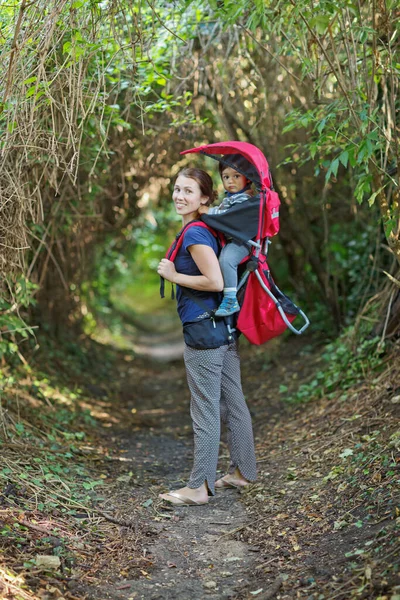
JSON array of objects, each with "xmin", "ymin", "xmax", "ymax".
[{"xmin": 157, "ymin": 244, "xmax": 223, "ymax": 292}]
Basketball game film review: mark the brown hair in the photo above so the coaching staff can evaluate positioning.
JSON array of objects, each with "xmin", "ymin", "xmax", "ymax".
[
  {"xmin": 219, "ymin": 160, "xmax": 245, "ymax": 177},
  {"xmin": 219, "ymin": 161, "xmax": 229, "ymax": 176},
  {"xmin": 177, "ymin": 168, "xmax": 217, "ymax": 206}
]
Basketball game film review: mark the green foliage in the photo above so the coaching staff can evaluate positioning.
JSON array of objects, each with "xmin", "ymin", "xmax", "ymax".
[
  {"xmin": 0, "ymin": 276, "xmax": 38, "ymax": 361},
  {"xmin": 282, "ymin": 102, "xmax": 392, "ymax": 208},
  {"xmin": 230, "ymin": 0, "xmax": 399, "ymax": 251},
  {"xmin": 0, "ymin": 335, "xmax": 115, "ymax": 514},
  {"xmin": 286, "ymin": 333, "xmax": 385, "ymax": 404}
]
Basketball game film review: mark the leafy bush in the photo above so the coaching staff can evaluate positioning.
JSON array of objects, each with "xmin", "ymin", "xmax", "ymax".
[
  {"xmin": 286, "ymin": 333, "xmax": 385, "ymax": 404},
  {"xmin": 0, "ymin": 276, "xmax": 38, "ymax": 361}
]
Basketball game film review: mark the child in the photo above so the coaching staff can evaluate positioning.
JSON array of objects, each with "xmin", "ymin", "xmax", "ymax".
[{"xmin": 198, "ymin": 161, "xmax": 252, "ymax": 316}]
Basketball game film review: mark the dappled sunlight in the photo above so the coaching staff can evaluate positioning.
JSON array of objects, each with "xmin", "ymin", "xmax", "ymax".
[
  {"xmin": 1, "ymin": 0, "xmax": 399, "ymax": 597},
  {"xmin": 131, "ymin": 339, "xmax": 184, "ymax": 361}
]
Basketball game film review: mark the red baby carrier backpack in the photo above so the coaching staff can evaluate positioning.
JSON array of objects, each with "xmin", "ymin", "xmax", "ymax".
[{"xmin": 180, "ymin": 141, "xmax": 310, "ymax": 345}]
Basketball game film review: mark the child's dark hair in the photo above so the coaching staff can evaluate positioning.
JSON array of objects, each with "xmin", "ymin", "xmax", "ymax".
[
  {"xmin": 219, "ymin": 161, "xmax": 231, "ymax": 176},
  {"xmin": 177, "ymin": 168, "xmax": 218, "ymax": 205},
  {"xmin": 218, "ymin": 160, "xmax": 246, "ymax": 178},
  {"xmin": 218, "ymin": 160, "xmax": 252, "ymax": 188}
]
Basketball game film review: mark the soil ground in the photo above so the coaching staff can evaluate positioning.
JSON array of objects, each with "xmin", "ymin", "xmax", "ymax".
[{"xmin": 1, "ymin": 331, "xmax": 399, "ymax": 600}]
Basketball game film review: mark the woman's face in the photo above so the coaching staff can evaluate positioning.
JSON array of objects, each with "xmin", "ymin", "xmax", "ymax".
[{"xmin": 173, "ymin": 175, "xmax": 208, "ymax": 222}]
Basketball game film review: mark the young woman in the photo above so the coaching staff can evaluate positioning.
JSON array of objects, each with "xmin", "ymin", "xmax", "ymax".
[{"xmin": 157, "ymin": 168, "xmax": 257, "ymax": 506}]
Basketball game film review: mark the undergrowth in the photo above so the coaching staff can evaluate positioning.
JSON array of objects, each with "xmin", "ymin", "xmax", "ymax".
[
  {"xmin": 0, "ymin": 335, "xmax": 116, "ymax": 509},
  {"xmin": 0, "ymin": 335, "xmax": 151, "ymax": 599},
  {"xmin": 241, "ymin": 333, "xmax": 400, "ymax": 600},
  {"xmin": 281, "ymin": 329, "xmax": 387, "ymax": 404}
]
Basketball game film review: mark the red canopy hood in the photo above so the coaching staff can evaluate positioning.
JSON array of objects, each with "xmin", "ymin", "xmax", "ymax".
[{"xmin": 181, "ymin": 141, "xmax": 271, "ymax": 190}]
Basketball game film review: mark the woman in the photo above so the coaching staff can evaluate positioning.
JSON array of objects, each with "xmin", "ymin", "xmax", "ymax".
[{"xmin": 157, "ymin": 167, "xmax": 257, "ymax": 506}]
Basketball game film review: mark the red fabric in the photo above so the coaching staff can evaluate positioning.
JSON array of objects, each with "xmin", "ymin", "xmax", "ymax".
[
  {"xmin": 181, "ymin": 141, "xmax": 280, "ymax": 239},
  {"xmin": 166, "ymin": 221, "xmax": 220, "ymax": 262},
  {"xmin": 237, "ymin": 267, "xmax": 297, "ymax": 345},
  {"xmin": 177, "ymin": 143, "xmax": 307, "ymax": 343},
  {"xmin": 181, "ymin": 141, "xmax": 271, "ymax": 189}
]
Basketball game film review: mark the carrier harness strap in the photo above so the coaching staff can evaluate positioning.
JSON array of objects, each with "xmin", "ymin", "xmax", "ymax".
[
  {"xmin": 179, "ymin": 286, "xmax": 237, "ymax": 339},
  {"xmin": 160, "ymin": 220, "xmax": 219, "ymax": 298}
]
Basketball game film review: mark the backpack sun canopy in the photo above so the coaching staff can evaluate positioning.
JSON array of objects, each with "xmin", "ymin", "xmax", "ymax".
[
  {"xmin": 181, "ymin": 141, "xmax": 272, "ymax": 191},
  {"xmin": 181, "ymin": 141, "xmax": 280, "ymax": 241}
]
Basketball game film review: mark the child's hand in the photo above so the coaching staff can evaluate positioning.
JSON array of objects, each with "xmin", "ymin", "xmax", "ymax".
[
  {"xmin": 157, "ymin": 259, "xmax": 177, "ymax": 283},
  {"xmin": 198, "ymin": 205, "xmax": 209, "ymax": 215}
]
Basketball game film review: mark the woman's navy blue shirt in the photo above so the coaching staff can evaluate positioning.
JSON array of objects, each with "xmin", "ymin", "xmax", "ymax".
[{"xmin": 174, "ymin": 226, "xmax": 221, "ymax": 324}]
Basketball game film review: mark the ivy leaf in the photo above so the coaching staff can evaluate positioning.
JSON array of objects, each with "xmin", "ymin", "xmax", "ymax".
[
  {"xmin": 339, "ymin": 151, "xmax": 349, "ymax": 168},
  {"xmin": 311, "ymin": 15, "xmax": 331, "ymax": 35},
  {"xmin": 339, "ymin": 448, "xmax": 353, "ymax": 459}
]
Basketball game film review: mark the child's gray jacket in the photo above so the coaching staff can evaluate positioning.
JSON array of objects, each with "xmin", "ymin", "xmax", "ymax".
[{"xmin": 208, "ymin": 192, "xmax": 251, "ymax": 215}]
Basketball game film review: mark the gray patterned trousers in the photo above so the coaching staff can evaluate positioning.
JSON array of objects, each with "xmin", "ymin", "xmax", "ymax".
[{"xmin": 184, "ymin": 341, "xmax": 257, "ymax": 495}]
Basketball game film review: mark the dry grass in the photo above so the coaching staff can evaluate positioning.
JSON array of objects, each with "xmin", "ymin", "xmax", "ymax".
[{"xmin": 237, "ymin": 340, "xmax": 400, "ymax": 599}]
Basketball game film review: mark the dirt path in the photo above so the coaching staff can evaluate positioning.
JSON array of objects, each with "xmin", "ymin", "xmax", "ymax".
[
  {"xmin": 70, "ymin": 334, "xmax": 333, "ymax": 600},
  {"xmin": 103, "ymin": 432, "xmax": 259, "ymax": 600},
  {"xmin": 12, "ymin": 332, "xmax": 396, "ymax": 600},
  {"xmin": 70, "ymin": 332, "xmax": 399, "ymax": 600},
  {"xmin": 75, "ymin": 348, "xmax": 269, "ymax": 599}
]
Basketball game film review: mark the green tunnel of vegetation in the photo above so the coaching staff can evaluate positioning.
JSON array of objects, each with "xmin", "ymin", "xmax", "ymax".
[
  {"xmin": 0, "ymin": 0, "xmax": 399, "ymax": 357},
  {"xmin": 0, "ymin": 3, "xmax": 399, "ymax": 596}
]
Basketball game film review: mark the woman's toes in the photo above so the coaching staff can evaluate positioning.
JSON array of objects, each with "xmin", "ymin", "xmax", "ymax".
[
  {"xmin": 159, "ymin": 487, "xmax": 209, "ymax": 505},
  {"xmin": 159, "ymin": 492, "xmax": 184, "ymax": 505},
  {"xmin": 215, "ymin": 475, "xmax": 250, "ymax": 489}
]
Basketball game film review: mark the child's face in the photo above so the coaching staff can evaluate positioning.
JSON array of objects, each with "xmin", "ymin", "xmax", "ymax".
[{"xmin": 221, "ymin": 167, "xmax": 248, "ymax": 194}]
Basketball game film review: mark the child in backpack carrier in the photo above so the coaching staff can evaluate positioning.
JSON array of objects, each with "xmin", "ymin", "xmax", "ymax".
[{"xmin": 199, "ymin": 161, "xmax": 252, "ymax": 316}]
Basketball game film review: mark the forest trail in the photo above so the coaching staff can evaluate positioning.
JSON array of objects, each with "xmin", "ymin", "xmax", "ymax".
[
  {"xmin": 70, "ymin": 341, "xmax": 278, "ymax": 600},
  {"xmin": 68, "ymin": 332, "xmax": 399, "ymax": 600},
  {"xmin": 67, "ymin": 336, "xmax": 307, "ymax": 600},
  {"xmin": 2, "ymin": 333, "xmax": 399, "ymax": 600}
]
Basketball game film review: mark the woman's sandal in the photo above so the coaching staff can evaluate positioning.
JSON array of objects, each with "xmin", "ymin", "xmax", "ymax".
[
  {"xmin": 215, "ymin": 477, "xmax": 250, "ymax": 490},
  {"xmin": 159, "ymin": 491, "xmax": 208, "ymax": 506}
]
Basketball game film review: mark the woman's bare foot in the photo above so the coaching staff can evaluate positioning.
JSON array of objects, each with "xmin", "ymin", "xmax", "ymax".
[
  {"xmin": 159, "ymin": 485, "xmax": 209, "ymax": 506},
  {"xmin": 215, "ymin": 468, "xmax": 250, "ymax": 489}
]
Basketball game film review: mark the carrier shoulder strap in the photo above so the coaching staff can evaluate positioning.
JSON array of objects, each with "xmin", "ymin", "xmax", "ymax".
[
  {"xmin": 166, "ymin": 220, "xmax": 218, "ymax": 262},
  {"xmin": 160, "ymin": 220, "xmax": 219, "ymax": 299}
]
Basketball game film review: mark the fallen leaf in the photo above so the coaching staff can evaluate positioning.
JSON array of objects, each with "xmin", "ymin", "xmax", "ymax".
[
  {"xmin": 35, "ymin": 555, "xmax": 61, "ymax": 570},
  {"xmin": 340, "ymin": 448, "xmax": 354, "ymax": 459},
  {"xmin": 203, "ymin": 581, "xmax": 217, "ymax": 589}
]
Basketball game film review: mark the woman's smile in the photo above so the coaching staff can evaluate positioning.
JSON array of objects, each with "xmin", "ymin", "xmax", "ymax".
[{"xmin": 172, "ymin": 175, "xmax": 208, "ymax": 224}]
